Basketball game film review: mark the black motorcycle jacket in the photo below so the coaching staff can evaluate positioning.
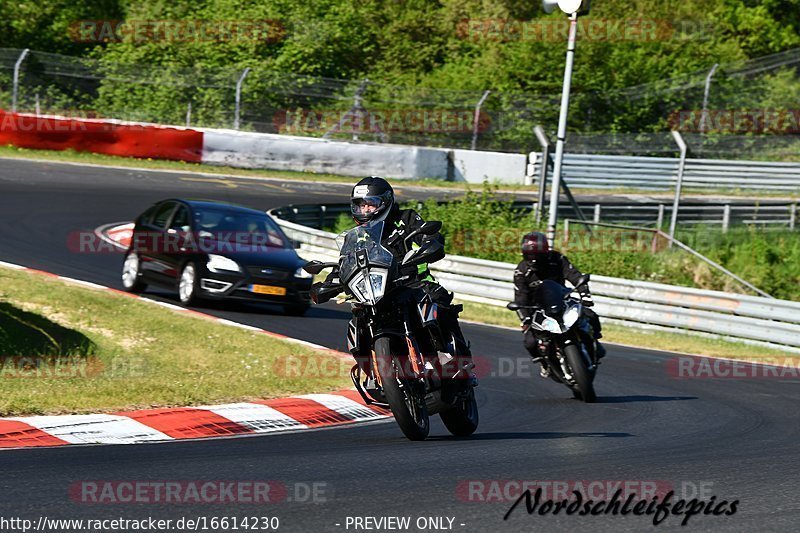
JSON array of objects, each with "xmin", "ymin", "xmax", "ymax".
[
  {"xmin": 513, "ymin": 251, "xmax": 587, "ymax": 306},
  {"xmin": 380, "ymin": 206, "xmax": 442, "ymax": 282},
  {"xmin": 315, "ymin": 206, "xmax": 443, "ymax": 298}
]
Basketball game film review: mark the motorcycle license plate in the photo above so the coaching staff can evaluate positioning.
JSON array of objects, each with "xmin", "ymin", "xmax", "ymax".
[{"xmin": 250, "ymin": 284, "xmax": 286, "ymax": 296}]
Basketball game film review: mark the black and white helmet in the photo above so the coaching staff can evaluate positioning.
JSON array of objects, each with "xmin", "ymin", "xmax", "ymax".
[{"xmin": 350, "ymin": 176, "xmax": 394, "ymax": 225}]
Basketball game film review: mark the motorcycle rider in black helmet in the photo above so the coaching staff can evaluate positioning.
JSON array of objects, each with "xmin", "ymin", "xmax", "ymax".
[
  {"xmin": 513, "ymin": 231, "xmax": 605, "ymax": 378},
  {"xmin": 312, "ymin": 176, "xmax": 474, "ymax": 380}
]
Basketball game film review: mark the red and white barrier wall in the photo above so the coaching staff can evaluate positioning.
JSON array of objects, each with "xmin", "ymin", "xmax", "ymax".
[
  {"xmin": 0, "ymin": 110, "xmax": 528, "ymax": 183},
  {"xmin": 0, "ymin": 110, "xmax": 203, "ymax": 162}
]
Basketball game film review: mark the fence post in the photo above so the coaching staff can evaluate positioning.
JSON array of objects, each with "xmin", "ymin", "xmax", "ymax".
[
  {"xmin": 470, "ymin": 90, "xmax": 491, "ymax": 151},
  {"xmin": 186, "ymin": 102, "xmax": 192, "ymax": 128},
  {"xmin": 790, "ymin": 203, "xmax": 797, "ymax": 230},
  {"xmin": 593, "ymin": 203, "xmax": 601, "ymax": 223},
  {"xmin": 533, "ymin": 126, "xmax": 551, "ymax": 224},
  {"xmin": 669, "ymin": 130, "xmax": 688, "ymax": 247},
  {"xmin": 722, "ymin": 204, "xmax": 731, "ymax": 233},
  {"xmin": 563, "ymin": 218, "xmax": 570, "ymax": 245},
  {"xmin": 319, "ymin": 204, "xmax": 327, "ymax": 229},
  {"xmin": 35, "ymin": 93, "xmax": 40, "ymax": 115},
  {"xmin": 657, "ymin": 204, "xmax": 665, "ymax": 230},
  {"xmin": 12, "ymin": 48, "xmax": 30, "ymax": 112},
  {"xmin": 233, "ymin": 67, "xmax": 251, "ymax": 130}
]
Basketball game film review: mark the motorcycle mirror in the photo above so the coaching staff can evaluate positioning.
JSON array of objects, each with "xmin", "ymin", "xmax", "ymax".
[
  {"xmin": 403, "ymin": 221, "xmax": 442, "ymax": 250},
  {"xmin": 418, "ymin": 221, "xmax": 442, "ymax": 235},
  {"xmin": 402, "ymin": 240, "xmax": 444, "ymax": 267},
  {"xmin": 303, "ymin": 260, "xmax": 338, "ymax": 275},
  {"xmin": 506, "ymin": 302, "xmax": 520, "ymax": 311}
]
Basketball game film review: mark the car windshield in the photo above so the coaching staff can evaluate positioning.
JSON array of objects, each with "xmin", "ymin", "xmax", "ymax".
[
  {"xmin": 337, "ymin": 221, "xmax": 394, "ymax": 282},
  {"xmin": 194, "ymin": 207, "xmax": 287, "ymax": 248}
]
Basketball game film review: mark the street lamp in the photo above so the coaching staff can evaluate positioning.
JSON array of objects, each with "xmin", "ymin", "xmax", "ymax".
[{"xmin": 542, "ymin": 0, "xmax": 591, "ymax": 247}]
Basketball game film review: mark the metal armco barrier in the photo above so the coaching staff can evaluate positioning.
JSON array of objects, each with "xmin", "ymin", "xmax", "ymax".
[
  {"xmin": 271, "ymin": 210, "xmax": 800, "ymax": 353},
  {"xmin": 528, "ymin": 153, "xmax": 800, "ymax": 191},
  {"xmin": 272, "ymin": 201, "xmax": 798, "ymax": 230}
]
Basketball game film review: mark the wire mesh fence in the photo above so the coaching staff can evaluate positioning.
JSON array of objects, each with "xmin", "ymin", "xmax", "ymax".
[{"xmin": 1, "ymin": 46, "xmax": 798, "ymax": 159}]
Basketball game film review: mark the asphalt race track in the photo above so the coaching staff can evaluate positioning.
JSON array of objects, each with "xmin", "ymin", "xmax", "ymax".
[{"xmin": 1, "ymin": 158, "xmax": 798, "ymax": 532}]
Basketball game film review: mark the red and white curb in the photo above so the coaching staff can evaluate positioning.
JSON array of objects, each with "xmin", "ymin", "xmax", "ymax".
[{"xmin": 0, "ymin": 260, "xmax": 389, "ymax": 449}]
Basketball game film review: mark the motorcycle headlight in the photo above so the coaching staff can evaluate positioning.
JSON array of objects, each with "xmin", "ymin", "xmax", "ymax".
[
  {"xmin": 347, "ymin": 269, "xmax": 388, "ymax": 305},
  {"xmin": 563, "ymin": 303, "xmax": 582, "ymax": 329},
  {"xmin": 542, "ymin": 316, "xmax": 562, "ymax": 334},
  {"xmin": 207, "ymin": 254, "xmax": 241, "ymax": 273},
  {"xmin": 294, "ymin": 266, "xmax": 313, "ymax": 279},
  {"xmin": 349, "ymin": 272, "xmax": 369, "ymax": 304}
]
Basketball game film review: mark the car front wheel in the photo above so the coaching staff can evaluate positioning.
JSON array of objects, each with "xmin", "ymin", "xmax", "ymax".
[
  {"xmin": 178, "ymin": 262, "xmax": 201, "ymax": 306},
  {"xmin": 121, "ymin": 251, "xmax": 147, "ymax": 293}
]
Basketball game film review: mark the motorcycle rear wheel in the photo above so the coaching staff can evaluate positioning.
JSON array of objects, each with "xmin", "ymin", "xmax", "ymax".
[
  {"xmin": 374, "ymin": 337, "xmax": 430, "ymax": 441},
  {"xmin": 565, "ymin": 344, "xmax": 597, "ymax": 403}
]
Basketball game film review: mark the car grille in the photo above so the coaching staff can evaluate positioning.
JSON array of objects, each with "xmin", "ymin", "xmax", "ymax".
[{"xmin": 246, "ymin": 266, "xmax": 290, "ymax": 281}]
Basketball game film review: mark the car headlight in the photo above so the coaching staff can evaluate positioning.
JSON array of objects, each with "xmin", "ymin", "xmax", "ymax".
[
  {"xmin": 563, "ymin": 303, "xmax": 582, "ymax": 329},
  {"xmin": 294, "ymin": 266, "xmax": 313, "ymax": 279},
  {"xmin": 207, "ymin": 254, "xmax": 241, "ymax": 273}
]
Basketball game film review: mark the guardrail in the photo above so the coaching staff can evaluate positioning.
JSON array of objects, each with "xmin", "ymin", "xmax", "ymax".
[
  {"xmin": 271, "ymin": 208, "xmax": 800, "ymax": 353},
  {"xmin": 528, "ymin": 153, "xmax": 800, "ymax": 191},
  {"xmin": 272, "ymin": 201, "xmax": 798, "ymax": 231}
]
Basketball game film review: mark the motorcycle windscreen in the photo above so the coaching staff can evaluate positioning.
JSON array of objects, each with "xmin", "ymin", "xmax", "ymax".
[
  {"xmin": 338, "ymin": 221, "xmax": 394, "ymax": 284},
  {"xmin": 533, "ymin": 280, "xmax": 572, "ymax": 314}
]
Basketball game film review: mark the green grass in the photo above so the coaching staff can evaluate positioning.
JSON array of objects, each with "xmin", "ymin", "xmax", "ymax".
[
  {"xmin": 455, "ymin": 299, "xmax": 796, "ymax": 361},
  {"xmin": 0, "ymin": 266, "xmax": 351, "ymax": 416}
]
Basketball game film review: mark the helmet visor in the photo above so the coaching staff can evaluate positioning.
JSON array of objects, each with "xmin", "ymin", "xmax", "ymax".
[{"xmin": 351, "ymin": 196, "xmax": 384, "ymax": 215}]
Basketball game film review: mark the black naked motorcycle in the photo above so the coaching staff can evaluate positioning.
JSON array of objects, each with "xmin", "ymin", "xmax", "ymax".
[
  {"xmin": 507, "ymin": 276, "xmax": 599, "ymax": 403},
  {"xmin": 304, "ymin": 220, "xmax": 478, "ymax": 440}
]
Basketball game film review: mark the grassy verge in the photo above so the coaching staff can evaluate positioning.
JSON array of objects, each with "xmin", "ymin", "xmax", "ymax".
[
  {"xmin": 455, "ymin": 299, "xmax": 796, "ymax": 361},
  {"xmin": 1, "ymin": 144, "xmax": 796, "ymax": 198},
  {"xmin": 0, "ymin": 266, "xmax": 351, "ymax": 416}
]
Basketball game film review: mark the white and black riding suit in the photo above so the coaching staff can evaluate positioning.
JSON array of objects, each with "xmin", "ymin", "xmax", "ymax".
[{"xmin": 513, "ymin": 251, "xmax": 603, "ymax": 360}]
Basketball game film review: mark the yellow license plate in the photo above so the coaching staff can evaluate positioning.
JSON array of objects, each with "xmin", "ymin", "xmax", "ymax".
[{"xmin": 250, "ymin": 284, "xmax": 286, "ymax": 296}]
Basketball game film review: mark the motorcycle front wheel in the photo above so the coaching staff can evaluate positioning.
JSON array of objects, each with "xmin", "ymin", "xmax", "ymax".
[
  {"xmin": 565, "ymin": 344, "xmax": 597, "ymax": 403},
  {"xmin": 440, "ymin": 385, "xmax": 479, "ymax": 437},
  {"xmin": 374, "ymin": 337, "xmax": 430, "ymax": 441}
]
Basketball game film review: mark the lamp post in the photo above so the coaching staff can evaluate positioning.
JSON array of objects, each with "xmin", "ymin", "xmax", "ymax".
[{"xmin": 542, "ymin": 0, "xmax": 590, "ymax": 247}]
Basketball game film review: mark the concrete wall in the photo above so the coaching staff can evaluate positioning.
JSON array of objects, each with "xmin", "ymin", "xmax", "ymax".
[
  {"xmin": 202, "ymin": 130, "xmax": 451, "ymax": 180},
  {"xmin": 449, "ymin": 148, "xmax": 527, "ymax": 184},
  {"xmin": 202, "ymin": 129, "xmax": 528, "ymax": 183}
]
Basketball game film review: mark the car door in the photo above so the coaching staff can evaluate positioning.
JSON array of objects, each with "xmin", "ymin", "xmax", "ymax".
[
  {"xmin": 162, "ymin": 203, "xmax": 192, "ymax": 283},
  {"xmin": 138, "ymin": 201, "xmax": 177, "ymax": 285}
]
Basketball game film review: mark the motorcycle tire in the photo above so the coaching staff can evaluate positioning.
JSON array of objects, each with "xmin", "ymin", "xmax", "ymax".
[
  {"xmin": 374, "ymin": 337, "xmax": 430, "ymax": 441},
  {"xmin": 440, "ymin": 385, "xmax": 479, "ymax": 437},
  {"xmin": 565, "ymin": 344, "xmax": 597, "ymax": 403}
]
